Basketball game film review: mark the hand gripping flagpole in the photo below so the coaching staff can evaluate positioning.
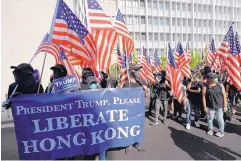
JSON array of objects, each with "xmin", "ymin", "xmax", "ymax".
[{"xmin": 37, "ymin": 0, "xmax": 61, "ymax": 94}]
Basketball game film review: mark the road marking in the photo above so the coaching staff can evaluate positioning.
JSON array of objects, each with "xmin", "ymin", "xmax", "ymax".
[{"xmin": 1, "ymin": 123, "xmax": 14, "ymax": 128}]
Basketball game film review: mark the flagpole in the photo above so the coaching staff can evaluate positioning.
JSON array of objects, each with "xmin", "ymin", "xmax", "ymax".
[
  {"xmin": 29, "ymin": 33, "xmax": 49, "ymax": 64},
  {"xmin": 37, "ymin": 0, "xmax": 60, "ymax": 93}
]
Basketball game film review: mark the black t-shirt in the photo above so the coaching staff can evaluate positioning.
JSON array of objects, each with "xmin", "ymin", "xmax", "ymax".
[
  {"xmin": 155, "ymin": 81, "xmax": 170, "ymax": 100},
  {"xmin": 206, "ymin": 84, "xmax": 224, "ymax": 109},
  {"xmin": 8, "ymin": 82, "xmax": 44, "ymax": 98},
  {"xmin": 228, "ymin": 84, "xmax": 238, "ymax": 97},
  {"xmin": 187, "ymin": 81, "xmax": 202, "ymax": 103}
]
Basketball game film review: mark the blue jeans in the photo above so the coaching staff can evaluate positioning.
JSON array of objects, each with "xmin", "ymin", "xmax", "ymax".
[
  {"xmin": 186, "ymin": 100, "xmax": 200, "ymax": 124},
  {"xmin": 99, "ymin": 151, "xmax": 105, "ymax": 160},
  {"xmin": 207, "ymin": 108, "xmax": 225, "ymax": 133}
]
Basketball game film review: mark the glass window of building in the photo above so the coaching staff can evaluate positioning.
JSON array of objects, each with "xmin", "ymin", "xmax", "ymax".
[
  {"xmin": 198, "ymin": 5, "xmax": 201, "ymax": 12},
  {"xmin": 127, "ymin": 16, "xmax": 133, "ymax": 24},
  {"xmin": 154, "ymin": 17, "xmax": 158, "ymax": 25},
  {"xmin": 133, "ymin": 0, "xmax": 138, "ymax": 7},
  {"xmin": 148, "ymin": 17, "xmax": 152, "ymax": 25},
  {"xmin": 204, "ymin": 20, "xmax": 206, "ymax": 27},
  {"xmin": 188, "ymin": 34, "xmax": 192, "ymax": 41},
  {"xmin": 141, "ymin": 33, "xmax": 146, "ymax": 40},
  {"xmin": 203, "ymin": 5, "xmax": 206, "ymax": 12},
  {"xmin": 183, "ymin": 19, "xmax": 186, "ymax": 27},
  {"xmin": 188, "ymin": 4, "xmax": 191, "ymax": 11},
  {"xmin": 198, "ymin": 20, "xmax": 201, "ymax": 27},
  {"xmin": 209, "ymin": 6, "xmax": 211, "ymax": 13},
  {"xmin": 160, "ymin": 33, "xmax": 164, "ymax": 41},
  {"xmin": 141, "ymin": 16, "xmax": 145, "ymax": 24},
  {"xmin": 165, "ymin": 2, "xmax": 169, "ymax": 9},
  {"xmin": 172, "ymin": 34, "xmax": 176, "ymax": 42},
  {"xmin": 182, "ymin": 4, "xmax": 186, "ymax": 10},
  {"xmin": 135, "ymin": 33, "xmax": 140, "ymax": 41},
  {"xmin": 126, "ymin": 0, "xmax": 132, "ymax": 7},
  {"xmin": 177, "ymin": 3, "xmax": 180, "ymax": 11},
  {"xmin": 134, "ymin": 16, "xmax": 139, "ymax": 24},
  {"xmin": 166, "ymin": 33, "xmax": 170, "ymax": 41},
  {"xmin": 166, "ymin": 18, "xmax": 170, "ymax": 25},
  {"xmin": 120, "ymin": 0, "xmax": 125, "ymax": 7},
  {"xmin": 149, "ymin": 33, "xmax": 153, "ymax": 41},
  {"xmin": 194, "ymin": 4, "xmax": 197, "ymax": 12},
  {"xmin": 183, "ymin": 34, "xmax": 186, "ymax": 41},
  {"xmin": 177, "ymin": 18, "xmax": 181, "ymax": 26},
  {"xmin": 188, "ymin": 19, "xmax": 191, "ymax": 26},
  {"xmin": 160, "ymin": 17, "xmax": 163, "ymax": 25},
  {"xmin": 148, "ymin": 0, "xmax": 152, "ymax": 8},
  {"xmin": 172, "ymin": 2, "xmax": 176, "ymax": 10},
  {"xmin": 159, "ymin": 1, "xmax": 163, "ymax": 9},
  {"xmin": 140, "ymin": 0, "xmax": 145, "ymax": 7},
  {"xmin": 153, "ymin": 0, "xmax": 157, "ymax": 9},
  {"xmin": 149, "ymin": 49, "xmax": 153, "ymax": 55},
  {"xmin": 228, "ymin": 8, "xmax": 231, "ymax": 14},
  {"xmin": 172, "ymin": 18, "xmax": 176, "ymax": 26},
  {"xmin": 154, "ymin": 33, "xmax": 158, "ymax": 41},
  {"xmin": 130, "ymin": 32, "xmax": 134, "ymax": 39}
]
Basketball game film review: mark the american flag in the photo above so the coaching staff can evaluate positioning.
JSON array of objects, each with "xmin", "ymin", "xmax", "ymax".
[
  {"xmin": 206, "ymin": 38, "xmax": 217, "ymax": 68},
  {"xmin": 152, "ymin": 49, "xmax": 162, "ymax": 72},
  {"xmin": 226, "ymin": 26, "xmax": 241, "ymax": 90},
  {"xmin": 119, "ymin": 51, "xmax": 129, "ymax": 86},
  {"xmin": 235, "ymin": 32, "xmax": 241, "ymax": 64},
  {"xmin": 167, "ymin": 43, "xmax": 184, "ymax": 103},
  {"xmin": 220, "ymin": 59, "xmax": 228, "ymax": 73},
  {"xmin": 138, "ymin": 47, "xmax": 156, "ymax": 84},
  {"xmin": 117, "ymin": 45, "xmax": 123, "ymax": 67},
  {"xmin": 87, "ymin": 0, "xmax": 117, "ymax": 73},
  {"xmin": 50, "ymin": 0, "xmax": 95, "ymax": 67},
  {"xmin": 185, "ymin": 43, "xmax": 192, "ymax": 64},
  {"xmin": 35, "ymin": 33, "xmax": 60, "ymax": 64},
  {"xmin": 216, "ymin": 26, "xmax": 233, "ymax": 60},
  {"xmin": 114, "ymin": 9, "xmax": 134, "ymax": 57},
  {"xmin": 59, "ymin": 49, "xmax": 80, "ymax": 79},
  {"xmin": 176, "ymin": 42, "xmax": 191, "ymax": 78}
]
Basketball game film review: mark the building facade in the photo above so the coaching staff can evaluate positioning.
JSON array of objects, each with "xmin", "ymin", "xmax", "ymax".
[{"xmin": 74, "ymin": 0, "xmax": 241, "ymax": 56}]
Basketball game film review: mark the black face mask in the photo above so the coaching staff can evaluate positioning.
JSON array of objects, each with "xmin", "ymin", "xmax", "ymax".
[
  {"xmin": 53, "ymin": 69, "xmax": 67, "ymax": 79},
  {"xmin": 13, "ymin": 70, "xmax": 35, "ymax": 87}
]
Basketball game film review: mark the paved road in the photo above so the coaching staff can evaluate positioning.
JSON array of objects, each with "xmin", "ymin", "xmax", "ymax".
[{"xmin": 2, "ymin": 104, "xmax": 241, "ymax": 160}]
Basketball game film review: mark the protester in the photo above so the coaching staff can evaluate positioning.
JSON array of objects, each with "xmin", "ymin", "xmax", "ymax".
[
  {"xmin": 226, "ymin": 83, "xmax": 239, "ymax": 119},
  {"xmin": 100, "ymin": 71, "xmax": 115, "ymax": 88},
  {"xmin": 2, "ymin": 63, "xmax": 44, "ymax": 109},
  {"xmin": 186, "ymin": 77, "xmax": 202, "ymax": 130},
  {"xmin": 150, "ymin": 70, "xmax": 170, "ymax": 125},
  {"xmin": 122, "ymin": 64, "xmax": 146, "ymax": 155},
  {"xmin": 45, "ymin": 64, "xmax": 68, "ymax": 93},
  {"xmin": 202, "ymin": 72, "xmax": 227, "ymax": 137}
]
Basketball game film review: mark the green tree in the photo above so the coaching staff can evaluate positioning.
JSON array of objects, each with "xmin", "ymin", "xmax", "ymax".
[
  {"xmin": 109, "ymin": 63, "xmax": 120, "ymax": 80},
  {"xmin": 160, "ymin": 56, "xmax": 167, "ymax": 69},
  {"xmin": 190, "ymin": 49, "xmax": 202, "ymax": 69}
]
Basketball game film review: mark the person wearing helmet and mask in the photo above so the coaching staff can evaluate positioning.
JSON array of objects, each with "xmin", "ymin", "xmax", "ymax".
[
  {"xmin": 2, "ymin": 63, "xmax": 44, "ymax": 109},
  {"xmin": 100, "ymin": 71, "xmax": 115, "ymax": 88},
  {"xmin": 45, "ymin": 64, "xmax": 68, "ymax": 93},
  {"xmin": 150, "ymin": 70, "xmax": 170, "ymax": 126},
  {"xmin": 121, "ymin": 64, "xmax": 147, "ymax": 155},
  {"xmin": 202, "ymin": 72, "xmax": 227, "ymax": 137}
]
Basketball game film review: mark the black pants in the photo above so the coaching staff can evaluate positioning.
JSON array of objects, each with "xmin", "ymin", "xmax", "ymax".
[{"xmin": 173, "ymin": 99, "xmax": 183, "ymax": 117}]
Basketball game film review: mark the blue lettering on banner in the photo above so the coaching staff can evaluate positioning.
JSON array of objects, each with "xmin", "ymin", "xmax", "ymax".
[
  {"xmin": 53, "ymin": 74, "xmax": 80, "ymax": 93},
  {"xmin": 10, "ymin": 88, "xmax": 145, "ymax": 160}
]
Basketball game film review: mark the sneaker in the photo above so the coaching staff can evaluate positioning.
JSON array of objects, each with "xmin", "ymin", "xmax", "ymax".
[
  {"xmin": 215, "ymin": 132, "xmax": 224, "ymax": 137},
  {"xmin": 194, "ymin": 122, "xmax": 200, "ymax": 128},
  {"xmin": 163, "ymin": 119, "xmax": 168, "ymax": 125},
  {"xmin": 177, "ymin": 117, "xmax": 182, "ymax": 122},
  {"xmin": 207, "ymin": 130, "xmax": 214, "ymax": 136},
  {"xmin": 186, "ymin": 124, "xmax": 191, "ymax": 130},
  {"xmin": 150, "ymin": 121, "xmax": 159, "ymax": 126}
]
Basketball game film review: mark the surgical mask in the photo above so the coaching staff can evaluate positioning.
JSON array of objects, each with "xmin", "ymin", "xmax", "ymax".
[
  {"xmin": 89, "ymin": 83, "xmax": 98, "ymax": 89},
  {"xmin": 213, "ymin": 78, "xmax": 218, "ymax": 83}
]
